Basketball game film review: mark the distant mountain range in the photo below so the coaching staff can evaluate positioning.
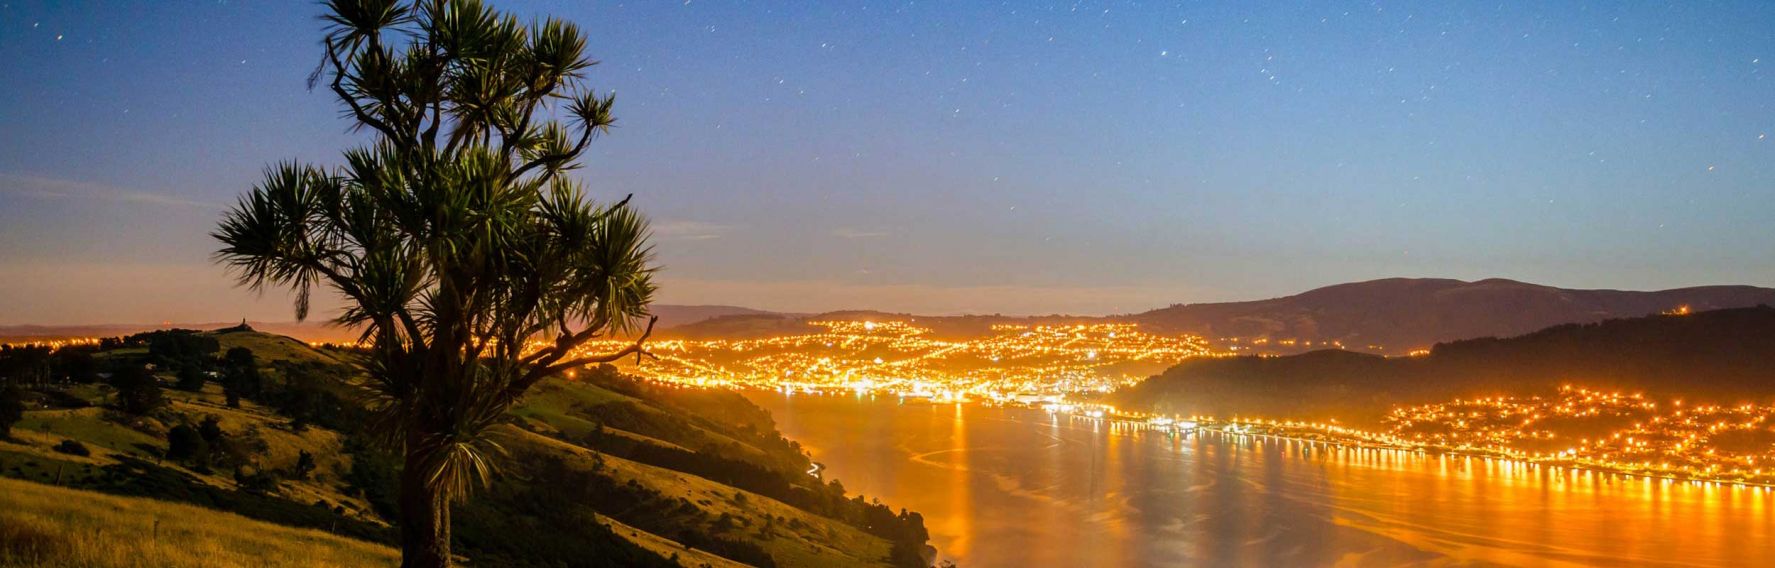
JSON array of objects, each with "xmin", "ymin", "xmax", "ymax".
[
  {"xmin": 665, "ymin": 278, "xmax": 1775, "ymax": 354},
  {"xmin": 1113, "ymin": 306, "xmax": 1775, "ymax": 425},
  {"xmin": 1127, "ymin": 278, "xmax": 1775, "ymax": 354},
  {"xmin": 9, "ymin": 278, "xmax": 1774, "ymax": 353}
]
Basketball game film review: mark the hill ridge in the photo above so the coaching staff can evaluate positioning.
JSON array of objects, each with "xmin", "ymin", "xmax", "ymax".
[{"xmin": 1115, "ymin": 306, "xmax": 1775, "ymax": 424}]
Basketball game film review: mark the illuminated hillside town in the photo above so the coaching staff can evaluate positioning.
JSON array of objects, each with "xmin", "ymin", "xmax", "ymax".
[
  {"xmin": 11, "ymin": 316, "xmax": 1775, "ymax": 489},
  {"xmin": 580, "ymin": 320, "xmax": 1217, "ymax": 402},
  {"xmin": 555, "ymin": 318, "xmax": 1775, "ymax": 489}
]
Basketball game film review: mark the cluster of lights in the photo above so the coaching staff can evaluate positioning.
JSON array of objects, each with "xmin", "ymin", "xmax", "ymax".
[
  {"xmin": 28, "ymin": 327, "xmax": 1762, "ymax": 487},
  {"xmin": 1386, "ymin": 385, "xmax": 1775, "ymax": 484},
  {"xmin": 565, "ymin": 320, "xmax": 1217, "ymax": 400},
  {"xmin": 1024, "ymin": 383, "xmax": 1775, "ymax": 488},
  {"xmin": 1217, "ymin": 336, "xmax": 1378, "ymax": 353},
  {"xmin": 0, "ymin": 337, "xmax": 102, "ymax": 349}
]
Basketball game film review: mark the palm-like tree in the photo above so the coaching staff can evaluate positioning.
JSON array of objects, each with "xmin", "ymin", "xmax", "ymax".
[{"xmin": 213, "ymin": 1, "xmax": 655, "ymax": 565}]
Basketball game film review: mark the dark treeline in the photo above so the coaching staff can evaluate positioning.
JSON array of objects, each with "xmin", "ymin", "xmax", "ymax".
[
  {"xmin": 0, "ymin": 344, "xmax": 98, "ymax": 386},
  {"xmin": 1116, "ymin": 306, "xmax": 1775, "ymax": 425},
  {"xmin": 2, "ymin": 329, "xmax": 226, "ymax": 391}
]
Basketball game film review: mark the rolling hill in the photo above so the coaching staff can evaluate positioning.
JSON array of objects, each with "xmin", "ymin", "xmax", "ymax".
[
  {"xmin": 0, "ymin": 327, "xmax": 932, "ymax": 567},
  {"xmin": 1126, "ymin": 278, "xmax": 1775, "ymax": 354},
  {"xmin": 664, "ymin": 278, "xmax": 1775, "ymax": 352},
  {"xmin": 1113, "ymin": 306, "xmax": 1775, "ymax": 426}
]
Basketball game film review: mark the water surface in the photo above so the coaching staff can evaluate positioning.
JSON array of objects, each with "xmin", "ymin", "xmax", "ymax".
[{"xmin": 749, "ymin": 392, "xmax": 1775, "ymax": 567}]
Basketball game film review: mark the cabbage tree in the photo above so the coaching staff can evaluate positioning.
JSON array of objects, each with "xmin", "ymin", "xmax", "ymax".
[{"xmin": 213, "ymin": 1, "xmax": 656, "ymax": 565}]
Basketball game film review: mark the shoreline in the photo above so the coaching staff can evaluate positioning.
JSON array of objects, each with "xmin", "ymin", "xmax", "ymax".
[{"xmin": 754, "ymin": 386, "xmax": 1775, "ymax": 491}]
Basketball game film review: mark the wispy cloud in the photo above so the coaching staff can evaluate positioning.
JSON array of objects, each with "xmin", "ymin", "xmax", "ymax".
[
  {"xmin": 0, "ymin": 173, "xmax": 219, "ymax": 209},
  {"xmin": 832, "ymin": 227, "xmax": 889, "ymax": 239},
  {"xmin": 652, "ymin": 219, "xmax": 733, "ymax": 241}
]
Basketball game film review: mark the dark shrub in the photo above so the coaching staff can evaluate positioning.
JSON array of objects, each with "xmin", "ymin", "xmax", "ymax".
[
  {"xmin": 166, "ymin": 423, "xmax": 208, "ymax": 464},
  {"xmin": 53, "ymin": 439, "xmax": 90, "ymax": 457},
  {"xmin": 0, "ymin": 385, "xmax": 24, "ymax": 438},
  {"xmin": 109, "ymin": 366, "xmax": 164, "ymax": 415}
]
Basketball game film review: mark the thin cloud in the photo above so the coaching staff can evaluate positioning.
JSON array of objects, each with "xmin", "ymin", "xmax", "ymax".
[
  {"xmin": 832, "ymin": 227, "xmax": 889, "ymax": 239},
  {"xmin": 0, "ymin": 173, "xmax": 218, "ymax": 209},
  {"xmin": 652, "ymin": 219, "xmax": 732, "ymax": 241}
]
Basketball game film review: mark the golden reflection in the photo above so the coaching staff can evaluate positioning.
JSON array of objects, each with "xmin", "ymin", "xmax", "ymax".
[
  {"xmin": 945, "ymin": 402, "xmax": 972, "ymax": 560},
  {"xmin": 1098, "ymin": 412, "xmax": 1130, "ymax": 567}
]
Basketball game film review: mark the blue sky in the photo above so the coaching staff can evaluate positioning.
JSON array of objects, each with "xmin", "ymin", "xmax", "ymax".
[{"xmin": 2, "ymin": 1, "xmax": 1773, "ymax": 324}]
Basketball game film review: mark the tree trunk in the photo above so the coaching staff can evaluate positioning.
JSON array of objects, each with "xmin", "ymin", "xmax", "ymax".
[{"xmin": 399, "ymin": 448, "xmax": 452, "ymax": 568}]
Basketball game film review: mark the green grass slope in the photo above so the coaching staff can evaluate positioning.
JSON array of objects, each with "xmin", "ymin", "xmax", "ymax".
[
  {"xmin": 509, "ymin": 427, "xmax": 897, "ymax": 568},
  {"xmin": 2, "ymin": 329, "xmax": 933, "ymax": 567},
  {"xmin": 0, "ymin": 476, "xmax": 397, "ymax": 568}
]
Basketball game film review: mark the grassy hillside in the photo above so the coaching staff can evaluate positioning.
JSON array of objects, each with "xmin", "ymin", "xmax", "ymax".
[
  {"xmin": 0, "ymin": 477, "xmax": 396, "ymax": 568},
  {"xmin": 489, "ymin": 369, "xmax": 929, "ymax": 567},
  {"xmin": 1, "ymin": 327, "xmax": 933, "ymax": 567},
  {"xmin": 507, "ymin": 428, "xmax": 898, "ymax": 568},
  {"xmin": 211, "ymin": 329, "xmax": 345, "ymax": 366}
]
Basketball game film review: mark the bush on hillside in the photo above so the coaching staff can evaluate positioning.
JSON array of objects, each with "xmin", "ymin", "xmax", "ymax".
[
  {"xmin": 175, "ymin": 364, "xmax": 208, "ymax": 392},
  {"xmin": 108, "ymin": 366, "xmax": 164, "ymax": 415},
  {"xmin": 53, "ymin": 440, "xmax": 91, "ymax": 457},
  {"xmin": 166, "ymin": 424, "xmax": 207, "ymax": 465}
]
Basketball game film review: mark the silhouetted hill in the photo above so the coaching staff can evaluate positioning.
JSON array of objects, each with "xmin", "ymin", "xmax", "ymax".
[
  {"xmin": 647, "ymin": 304, "xmax": 786, "ymax": 330},
  {"xmin": 0, "ymin": 321, "xmax": 365, "ymax": 344},
  {"xmin": 643, "ymin": 278, "xmax": 1775, "ymax": 347},
  {"xmin": 660, "ymin": 313, "xmax": 818, "ymax": 340},
  {"xmin": 0, "ymin": 305, "xmax": 783, "ymax": 345},
  {"xmin": 1128, "ymin": 278, "xmax": 1775, "ymax": 354},
  {"xmin": 22, "ymin": 279, "xmax": 1741, "ymax": 348},
  {"xmin": 1114, "ymin": 306, "xmax": 1775, "ymax": 425}
]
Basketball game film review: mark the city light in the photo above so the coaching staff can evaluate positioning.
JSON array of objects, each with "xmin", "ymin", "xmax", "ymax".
[{"xmin": 563, "ymin": 320, "xmax": 1219, "ymax": 401}]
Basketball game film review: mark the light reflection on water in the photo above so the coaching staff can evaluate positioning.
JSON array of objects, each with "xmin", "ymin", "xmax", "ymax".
[{"xmin": 748, "ymin": 392, "xmax": 1775, "ymax": 567}]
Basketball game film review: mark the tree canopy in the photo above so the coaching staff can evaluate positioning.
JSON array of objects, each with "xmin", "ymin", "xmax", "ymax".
[{"xmin": 212, "ymin": 1, "xmax": 658, "ymax": 565}]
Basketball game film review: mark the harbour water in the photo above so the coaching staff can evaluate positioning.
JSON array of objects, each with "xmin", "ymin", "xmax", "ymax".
[{"xmin": 750, "ymin": 392, "xmax": 1775, "ymax": 567}]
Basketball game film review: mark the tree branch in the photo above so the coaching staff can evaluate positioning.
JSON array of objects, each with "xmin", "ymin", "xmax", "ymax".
[
  {"xmin": 511, "ymin": 315, "xmax": 656, "ymax": 396},
  {"xmin": 518, "ymin": 312, "xmax": 607, "ymax": 366},
  {"xmin": 325, "ymin": 37, "xmax": 404, "ymax": 144},
  {"xmin": 306, "ymin": 258, "xmax": 426, "ymax": 350},
  {"xmin": 507, "ymin": 121, "xmax": 592, "ymax": 183}
]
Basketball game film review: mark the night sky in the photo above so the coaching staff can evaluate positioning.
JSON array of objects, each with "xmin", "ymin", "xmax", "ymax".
[{"xmin": 2, "ymin": 1, "xmax": 1773, "ymax": 324}]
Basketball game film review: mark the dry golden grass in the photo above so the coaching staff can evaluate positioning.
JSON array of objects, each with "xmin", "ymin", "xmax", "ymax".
[
  {"xmin": 596, "ymin": 513, "xmax": 749, "ymax": 568},
  {"xmin": 0, "ymin": 477, "xmax": 397, "ymax": 568},
  {"xmin": 505, "ymin": 426, "xmax": 895, "ymax": 568}
]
